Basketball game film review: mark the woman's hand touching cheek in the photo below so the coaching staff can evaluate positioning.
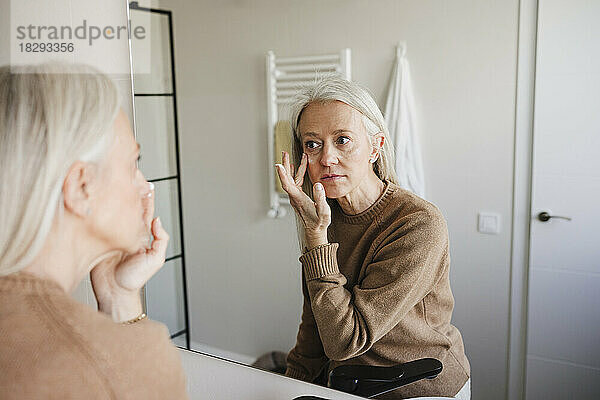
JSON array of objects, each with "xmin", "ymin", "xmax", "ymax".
[
  {"xmin": 91, "ymin": 217, "xmax": 169, "ymax": 322},
  {"xmin": 276, "ymin": 151, "xmax": 330, "ymax": 249},
  {"xmin": 90, "ymin": 183, "xmax": 170, "ymax": 323}
]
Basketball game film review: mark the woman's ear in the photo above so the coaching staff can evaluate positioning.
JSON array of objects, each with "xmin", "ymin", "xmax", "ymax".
[
  {"xmin": 369, "ymin": 134, "xmax": 385, "ymax": 163},
  {"xmin": 62, "ymin": 161, "xmax": 97, "ymax": 218}
]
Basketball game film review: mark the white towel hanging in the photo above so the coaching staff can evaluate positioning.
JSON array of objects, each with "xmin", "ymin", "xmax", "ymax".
[{"xmin": 384, "ymin": 43, "xmax": 425, "ymax": 198}]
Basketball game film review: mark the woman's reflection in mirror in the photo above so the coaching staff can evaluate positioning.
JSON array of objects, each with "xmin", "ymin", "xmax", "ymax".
[{"xmin": 276, "ymin": 76, "xmax": 471, "ymax": 399}]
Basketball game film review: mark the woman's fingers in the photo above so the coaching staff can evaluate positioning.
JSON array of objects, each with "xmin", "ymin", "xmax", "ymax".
[
  {"xmin": 136, "ymin": 217, "xmax": 169, "ymax": 284},
  {"xmin": 276, "ymin": 163, "xmax": 315, "ymax": 210},
  {"xmin": 275, "ymin": 163, "xmax": 294, "ymax": 193},
  {"xmin": 147, "ymin": 217, "xmax": 169, "ymax": 265},
  {"xmin": 313, "ymin": 182, "xmax": 331, "ymax": 226},
  {"xmin": 295, "ymin": 153, "xmax": 308, "ymax": 186},
  {"xmin": 141, "ymin": 182, "xmax": 155, "ymax": 231},
  {"xmin": 282, "ymin": 151, "xmax": 292, "ymax": 176},
  {"xmin": 280, "ymin": 151, "xmax": 308, "ymax": 187},
  {"xmin": 276, "ymin": 152, "xmax": 331, "ymax": 232},
  {"xmin": 116, "ymin": 217, "xmax": 169, "ymax": 291}
]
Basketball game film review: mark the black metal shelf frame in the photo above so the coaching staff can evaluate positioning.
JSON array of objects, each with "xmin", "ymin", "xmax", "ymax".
[
  {"xmin": 129, "ymin": 1, "xmax": 191, "ymax": 351},
  {"xmin": 148, "ymin": 175, "xmax": 178, "ymax": 183},
  {"xmin": 135, "ymin": 93, "xmax": 174, "ymax": 96}
]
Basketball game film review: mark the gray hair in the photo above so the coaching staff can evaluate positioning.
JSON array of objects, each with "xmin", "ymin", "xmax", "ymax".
[
  {"xmin": 287, "ymin": 75, "xmax": 397, "ymax": 249},
  {"xmin": 0, "ymin": 63, "xmax": 121, "ymax": 276},
  {"xmin": 289, "ymin": 75, "xmax": 397, "ymax": 198}
]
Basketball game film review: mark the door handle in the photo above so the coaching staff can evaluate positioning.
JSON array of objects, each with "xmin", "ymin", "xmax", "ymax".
[{"xmin": 538, "ymin": 212, "xmax": 572, "ymax": 222}]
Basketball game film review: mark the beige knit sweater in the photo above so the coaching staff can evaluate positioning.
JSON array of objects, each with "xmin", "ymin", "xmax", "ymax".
[
  {"xmin": 0, "ymin": 272, "xmax": 188, "ymax": 400},
  {"xmin": 285, "ymin": 181, "xmax": 470, "ymax": 399}
]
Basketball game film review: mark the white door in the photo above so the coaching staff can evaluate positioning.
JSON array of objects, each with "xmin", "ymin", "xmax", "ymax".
[{"xmin": 525, "ymin": 1, "xmax": 600, "ymax": 398}]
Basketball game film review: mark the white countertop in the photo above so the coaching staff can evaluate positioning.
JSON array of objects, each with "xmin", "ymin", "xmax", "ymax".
[
  {"xmin": 179, "ymin": 348, "xmax": 362, "ymax": 400},
  {"xmin": 178, "ymin": 349, "xmax": 452, "ymax": 400}
]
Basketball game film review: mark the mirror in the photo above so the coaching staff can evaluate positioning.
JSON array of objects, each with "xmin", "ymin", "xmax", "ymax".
[
  {"xmin": 127, "ymin": 0, "xmax": 513, "ymax": 386},
  {"xmin": 128, "ymin": 1, "xmax": 600, "ymax": 399}
]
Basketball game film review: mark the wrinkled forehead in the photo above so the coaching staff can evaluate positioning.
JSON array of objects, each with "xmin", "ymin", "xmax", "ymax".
[{"xmin": 298, "ymin": 101, "xmax": 365, "ymax": 135}]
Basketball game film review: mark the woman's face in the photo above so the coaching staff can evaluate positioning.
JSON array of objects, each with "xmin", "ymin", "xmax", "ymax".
[
  {"xmin": 298, "ymin": 101, "xmax": 378, "ymax": 199},
  {"xmin": 90, "ymin": 109, "xmax": 151, "ymax": 253}
]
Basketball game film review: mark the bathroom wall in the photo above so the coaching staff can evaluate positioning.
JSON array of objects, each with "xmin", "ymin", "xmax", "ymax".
[{"xmin": 152, "ymin": 1, "xmax": 519, "ymax": 399}]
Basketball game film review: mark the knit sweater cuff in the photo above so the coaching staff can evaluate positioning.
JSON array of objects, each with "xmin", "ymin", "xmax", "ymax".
[
  {"xmin": 299, "ymin": 243, "xmax": 340, "ymax": 281},
  {"xmin": 285, "ymin": 367, "xmax": 309, "ymax": 381}
]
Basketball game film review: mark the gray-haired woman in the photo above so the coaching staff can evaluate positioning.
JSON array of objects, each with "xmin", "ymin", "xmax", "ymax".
[
  {"xmin": 0, "ymin": 64, "xmax": 188, "ymax": 399},
  {"xmin": 276, "ymin": 76, "xmax": 471, "ymax": 399}
]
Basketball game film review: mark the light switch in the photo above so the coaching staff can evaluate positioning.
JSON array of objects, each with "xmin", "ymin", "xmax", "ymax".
[{"xmin": 478, "ymin": 212, "xmax": 500, "ymax": 234}]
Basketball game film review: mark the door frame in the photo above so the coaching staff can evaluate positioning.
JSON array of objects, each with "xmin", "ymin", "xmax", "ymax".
[{"xmin": 507, "ymin": 0, "xmax": 539, "ymax": 398}]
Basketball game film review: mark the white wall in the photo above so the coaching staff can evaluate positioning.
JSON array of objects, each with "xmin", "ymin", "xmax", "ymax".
[{"xmin": 150, "ymin": 1, "xmax": 519, "ymax": 399}]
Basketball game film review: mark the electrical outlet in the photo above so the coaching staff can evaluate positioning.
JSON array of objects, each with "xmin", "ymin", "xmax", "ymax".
[{"xmin": 478, "ymin": 212, "xmax": 500, "ymax": 234}]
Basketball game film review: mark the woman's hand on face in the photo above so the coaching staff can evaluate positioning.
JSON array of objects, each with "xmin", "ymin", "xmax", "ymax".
[
  {"xmin": 91, "ymin": 217, "xmax": 169, "ymax": 322},
  {"xmin": 90, "ymin": 183, "xmax": 170, "ymax": 323},
  {"xmin": 276, "ymin": 151, "xmax": 330, "ymax": 248}
]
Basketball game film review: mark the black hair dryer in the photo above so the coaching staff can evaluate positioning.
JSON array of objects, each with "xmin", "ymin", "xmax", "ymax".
[{"xmin": 293, "ymin": 358, "xmax": 442, "ymax": 399}]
